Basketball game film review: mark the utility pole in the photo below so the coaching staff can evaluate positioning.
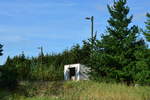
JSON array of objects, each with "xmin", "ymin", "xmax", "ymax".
[
  {"xmin": 37, "ymin": 46, "xmax": 44, "ymax": 64},
  {"xmin": 91, "ymin": 16, "xmax": 94, "ymax": 40},
  {"xmin": 85, "ymin": 16, "xmax": 95, "ymax": 67},
  {"xmin": 85, "ymin": 16, "xmax": 94, "ymax": 42}
]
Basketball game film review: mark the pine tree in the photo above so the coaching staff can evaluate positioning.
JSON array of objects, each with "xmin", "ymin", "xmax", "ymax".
[
  {"xmin": 5, "ymin": 56, "xmax": 12, "ymax": 65},
  {"xmin": 0, "ymin": 44, "xmax": 3, "ymax": 56},
  {"xmin": 141, "ymin": 13, "xmax": 150, "ymax": 85},
  {"xmin": 89, "ymin": 0, "xmax": 146, "ymax": 84},
  {"xmin": 144, "ymin": 13, "xmax": 150, "ymax": 42}
]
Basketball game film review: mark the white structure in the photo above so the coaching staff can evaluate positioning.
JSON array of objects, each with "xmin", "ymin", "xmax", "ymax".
[{"xmin": 64, "ymin": 64, "xmax": 90, "ymax": 81}]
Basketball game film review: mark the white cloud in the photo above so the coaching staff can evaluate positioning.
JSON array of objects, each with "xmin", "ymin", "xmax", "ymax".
[
  {"xmin": 0, "ymin": 25, "xmax": 82, "ymax": 42},
  {"xmin": 0, "ymin": 1, "xmax": 77, "ymax": 17},
  {"xmin": 0, "ymin": 35, "xmax": 25, "ymax": 42}
]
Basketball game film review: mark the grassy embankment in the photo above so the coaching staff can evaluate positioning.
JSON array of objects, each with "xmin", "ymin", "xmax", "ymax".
[{"xmin": 0, "ymin": 81, "xmax": 150, "ymax": 100}]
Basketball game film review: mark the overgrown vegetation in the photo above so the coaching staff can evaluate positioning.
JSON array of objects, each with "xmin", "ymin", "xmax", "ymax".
[
  {"xmin": 0, "ymin": 0, "xmax": 150, "ymax": 94},
  {"xmin": 88, "ymin": 0, "xmax": 150, "ymax": 85},
  {"xmin": 0, "ymin": 43, "xmax": 91, "ymax": 88},
  {"xmin": 0, "ymin": 81, "xmax": 150, "ymax": 100},
  {"xmin": 144, "ymin": 13, "xmax": 150, "ymax": 42}
]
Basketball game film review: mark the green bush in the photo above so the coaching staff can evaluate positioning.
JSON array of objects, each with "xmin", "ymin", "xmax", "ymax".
[
  {"xmin": 0, "ymin": 66, "xmax": 18, "ymax": 89},
  {"xmin": 29, "ymin": 64, "xmax": 63, "ymax": 81}
]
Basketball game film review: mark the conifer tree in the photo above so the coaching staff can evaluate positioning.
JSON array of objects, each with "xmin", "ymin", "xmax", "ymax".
[
  {"xmin": 141, "ymin": 13, "xmax": 150, "ymax": 85},
  {"xmin": 144, "ymin": 13, "xmax": 150, "ymax": 42},
  {"xmin": 5, "ymin": 56, "xmax": 12, "ymax": 65},
  {"xmin": 0, "ymin": 44, "xmax": 3, "ymax": 56},
  {"xmin": 89, "ymin": 0, "xmax": 146, "ymax": 84}
]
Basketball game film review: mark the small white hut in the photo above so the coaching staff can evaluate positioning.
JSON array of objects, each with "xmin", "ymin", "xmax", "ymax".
[{"xmin": 64, "ymin": 63, "xmax": 90, "ymax": 81}]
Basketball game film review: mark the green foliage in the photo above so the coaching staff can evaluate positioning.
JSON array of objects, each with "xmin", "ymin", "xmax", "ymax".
[
  {"xmin": 1, "ymin": 81, "xmax": 150, "ymax": 100},
  {"xmin": 0, "ymin": 44, "xmax": 3, "ymax": 56},
  {"xmin": 144, "ymin": 13, "xmax": 150, "ymax": 42},
  {"xmin": 0, "ymin": 65, "xmax": 18, "ymax": 89},
  {"xmin": 1, "ymin": 0, "xmax": 150, "ymax": 88},
  {"xmin": 2, "ymin": 43, "xmax": 90, "ymax": 82},
  {"xmin": 29, "ymin": 64, "xmax": 63, "ymax": 81},
  {"xmin": 0, "ymin": 45, "xmax": 18, "ymax": 89},
  {"xmin": 88, "ymin": 0, "xmax": 149, "ymax": 85}
]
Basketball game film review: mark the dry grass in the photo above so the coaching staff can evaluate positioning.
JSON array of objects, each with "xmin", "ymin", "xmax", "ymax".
[
  {"xmin": 61, "ymin": 81, "xmax": 150, "ymax": 100},
  {"xmin": 0, "ymin": 81, "xmax": 150, "ymax": 100}
]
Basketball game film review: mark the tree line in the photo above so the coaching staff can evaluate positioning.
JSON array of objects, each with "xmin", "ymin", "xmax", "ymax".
[{"xmin": 0, "ymin": 0, "xmax": 150, "ymax": 89}]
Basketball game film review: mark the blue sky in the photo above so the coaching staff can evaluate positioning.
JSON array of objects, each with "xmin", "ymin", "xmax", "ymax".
[{"xmin": 0, "ymin": 0, "xmax": 150, "ymax": 64}]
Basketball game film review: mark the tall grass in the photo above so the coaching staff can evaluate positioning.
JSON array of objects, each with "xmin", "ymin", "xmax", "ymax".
[
  {"xmin": 1, "ymin": 81, "xmax": 150, "ymax": 100},
  {"xmin": 62, "ymin": 81, "xmax": 150, "ymax": 100},
  {"xmin": 30, "ymin": 64, "xmax": 63, "ymax": 81}
]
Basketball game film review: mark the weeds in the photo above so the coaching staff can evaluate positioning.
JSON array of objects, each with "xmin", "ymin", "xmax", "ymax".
[{"xmin": 0, "ymin": 81, "xmax": 150, "ymax": 100}]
